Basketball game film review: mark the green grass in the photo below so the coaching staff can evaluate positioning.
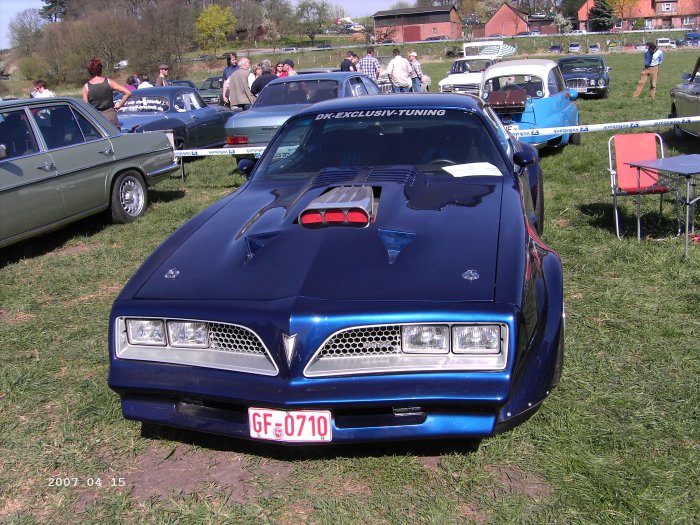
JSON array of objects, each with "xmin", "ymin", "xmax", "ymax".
[{"xmin": 1, "ymin": 51, "xmax": 699, "ymax": 524}]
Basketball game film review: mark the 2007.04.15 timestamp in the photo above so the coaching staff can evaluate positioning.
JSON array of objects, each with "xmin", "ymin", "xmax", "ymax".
[{"xmin": 48, "ymin": 477, "xmax": 126, "ymax": 487}]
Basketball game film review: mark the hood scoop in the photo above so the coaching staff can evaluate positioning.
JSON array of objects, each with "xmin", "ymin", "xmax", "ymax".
[
  {"xmin": 299, "ymin": 186, "xmax": 374, "ymax": 227},
  {"xmin": 378, "ymin": 229, "xmax": 416, "ymax": 265},
  {"xmin": 244, "ymin": 232, "xmax": 279, "ymax": 263}
]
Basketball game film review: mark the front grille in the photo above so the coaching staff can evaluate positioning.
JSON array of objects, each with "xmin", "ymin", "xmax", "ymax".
[
  {"xmin": 318, "ymin": 325, "xmax": 401, "ymax": 357},
  {"xmin": 209, "ymin": 323, "xmax": 267, "ymax": 354},
  {"xmin": 566, "ymin": 78, "xmax": 588, "ymax": 89}
]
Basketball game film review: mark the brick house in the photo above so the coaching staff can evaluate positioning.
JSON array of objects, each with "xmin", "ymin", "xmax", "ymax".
[
  {"xmin": 577, "ymin": 0, "xmax": 700, "ymax": 30},
  {"xmin": 372, "ymin": 6, "xmax": 463, "ymax": 43},
  {"xmin": 472, "ymin": 4, "xmax": 558, "ymax": 38}
]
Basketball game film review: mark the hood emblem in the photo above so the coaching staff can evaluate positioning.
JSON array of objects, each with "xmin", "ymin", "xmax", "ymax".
[
  {"xmin": 282, "ymin": 334, "xmax": 297, "ymax": 366},
  {"xmin": 164, "ymin": 268, "xmax": 180, "ymax": 279},
  {"xmin": 462, "ymin": 269, "xmax": 480, "ymax": 281}
]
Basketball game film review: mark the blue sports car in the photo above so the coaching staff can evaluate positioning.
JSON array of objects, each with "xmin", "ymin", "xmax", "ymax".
[
  {"xmin": 117, "ymin": 86, "xmax": 235, "ymax": 149},
  {"xmin": 109, "ymin": 94, "xmax": 565, "ymax": 445},
  {"xmin": 482, "ymin": 59, "xmax": 581, "ymax": 149}
]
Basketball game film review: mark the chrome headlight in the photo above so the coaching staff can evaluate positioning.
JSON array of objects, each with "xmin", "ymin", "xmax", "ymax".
[
  {"xmin": 453, "ymin": 325, "xmax": 501, "ymax": 354},
  {"xmin": 589, "ymin": 79, "xmax": 596, "ymax": 86},
  {"xmin": 402, "ymin": 325, "xmax": 449, "ymax": 353},
  {"xmin": 167, "ymin": 321, "xmax": 208, "ymax": 348},
  {"xmin": 441, "ymin": 85, "xmax": 453, "ymax": 92},
  {"xmin": 126, "ymin": 319, "xmax": 166, "ymax": 346},
  {"xmin": 597, "ymin": 78, "xmax": 606, "ymax": 86}
]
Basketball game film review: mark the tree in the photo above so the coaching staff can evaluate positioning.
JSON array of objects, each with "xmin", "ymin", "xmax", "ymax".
[
  {"xmin": 553, "ymin": 13, "xmax": 572, "ymax": 34},
  {"xmin": 608, "ymin": 0, "xmax": 638, "ymax": 31},
  {"xmin": 196, "ymin": 5, "xmax": 237, "ymax": 53},
  {"xmin": 39, "ymin": 0, "xmax": 68, "ymax": 22},
  {"xmin": 295, "ymin": 0, "xmax": 332, "ymax": 44},
  {"xmin": 390, "ymin": 1, "xmax": 413, "ymax": 8},
  {"xmin": 481, "ymin": 0, "xmax": 508, "ymax": 19},
  {"xmin": 587, "ymin": 0, "xmax": 615, "ymax": 32},
  {"xmin": 234, "ymin": 0, "xmax": 265, "ymax": 42},
  {"xmin": 9, "ymin": 9, "xmax": 46, "ymax": 55}
]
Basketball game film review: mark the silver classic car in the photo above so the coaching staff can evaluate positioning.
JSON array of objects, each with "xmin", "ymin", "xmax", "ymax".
[
  {"xmin": 670, "ymin": 56, "xmax": 700, "ymax": 138},
  {"xmin": 0, "ymin": 97, "xmax": 179, "ymax": 248}
]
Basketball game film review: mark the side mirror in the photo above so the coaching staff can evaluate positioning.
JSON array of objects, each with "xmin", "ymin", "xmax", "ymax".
[
  {"xmin": 237, "ymin": 158, "xmax": 256, "ymax": 176},
  {"xmin": 606, "ymin": 66, "xmax": 612, "ymax": 72},
  {"xmin": 567, "ymin": 88, "xmax": 579, "ymax": 100},
  {"xmin": 0, "ymin": 144, "xmax": 7, "ymax": 159},
  {"xmin": 682, "ymin": 72, "xmax": 691, "ymax": 81},
  {"xmin": 514, "ymin": 149, "xmax": 536, "ymax": 168}
]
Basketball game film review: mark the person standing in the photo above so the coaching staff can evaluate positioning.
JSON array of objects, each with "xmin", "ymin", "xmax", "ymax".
[
  {"xmin": 633, "ymin": 42, "xmax": 663, "ymax": 99},
  {"xmin": 358, "ymin": 47, "xmax": 381, "ymax": 80},
  {"xmin": 82, "ymin": 57, "xmax": 131, "ymax": 128},
  {"xmin": 407, "ymin": 52, "xmax": 424, "ymax": 93},
  {"xmin": 137, "ymin": 75, "xmax": 153, "ymax": 89},
  {"xmin": 154, "ymin": 64, "xmax": 170, "ymax": 86},
  {"xmin": 282, "ymin": 59, "xmax": 298, "ymax": 76},
  {"xmin": 340, "ymin": 51, "xmax": 356, "ymax": 71},
  {"xmin": 31, "ymin": 79, "xmax": 56, "ymax": 98},
  {"xmin": 386, "ymin": 48, "xmax": 411, "ymax": 93},
  {"xmin": 275, "ymin": 62, "xmax": 287, "ymax": 77},
  {"xmin": 124, "ymin": 76, "xmax": 137, "ymax": 91},
  {"xmin": 221, "ymin": 52, "xmax": 239, "ymax": 106},
  {"xmin": 251, "ymin": 60, "xmax": 277, "ymax": 95},
  {"xmin": 226, "ymin": 57, "xmax": 256, "ymax": 110}
]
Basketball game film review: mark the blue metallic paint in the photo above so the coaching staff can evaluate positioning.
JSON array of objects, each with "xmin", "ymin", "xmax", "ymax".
[{"xmin": 109, "ymin": 94, "xmax": 564, "ymax": 444}]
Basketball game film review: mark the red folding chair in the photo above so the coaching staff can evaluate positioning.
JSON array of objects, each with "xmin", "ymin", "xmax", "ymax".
[{"xmin": 608, "ymin": 133, "xmax": 678, "ymax": 240}]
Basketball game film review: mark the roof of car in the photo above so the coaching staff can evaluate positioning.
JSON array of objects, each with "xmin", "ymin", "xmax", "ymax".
[
  {"xmin": 266, "ymin": 71, "xmax": 369, "ymax": 85},
  {"xmin": 294, "ymin": 93, "xmax": 484, "ymax": 117},
  {"xmin": 484, "ymin": 59, "xmax": 557, "ymax": 77}
]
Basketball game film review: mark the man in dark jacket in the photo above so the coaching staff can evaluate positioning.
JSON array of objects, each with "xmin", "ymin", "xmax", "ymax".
[
  {"xmin": 340, "ymin": 51, "xmax": 356, "ymax": 71},
  {"xmin": 251, "ymin": 60, "xmax": 277, "ymax": 95}
]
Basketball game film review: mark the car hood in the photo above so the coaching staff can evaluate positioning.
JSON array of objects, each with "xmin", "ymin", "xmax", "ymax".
[
  {"xmin": 134, "ymin": 167, "xmax": 504, "ymax": 303},
  {"xmin": 561, "ymin": 70, "xmax": 604, "ymax": 80},
  {"xmin": 439, "ymin": 72, "xmax": 483, "ymax": 85}
]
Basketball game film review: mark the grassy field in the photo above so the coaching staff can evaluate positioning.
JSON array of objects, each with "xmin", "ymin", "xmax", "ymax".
[{"xmin": 1, "ymin": 50, "xmax": 699, "ymax": 524}]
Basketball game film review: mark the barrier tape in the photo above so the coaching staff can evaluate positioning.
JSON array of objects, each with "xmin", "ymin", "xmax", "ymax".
[
  {"xmin": 173, "ymin": 115, "xmax": 700, "ymax": 158},
  {"xmin": 508, "ymin": 115, "xmax": 700, "ymax": 138}
]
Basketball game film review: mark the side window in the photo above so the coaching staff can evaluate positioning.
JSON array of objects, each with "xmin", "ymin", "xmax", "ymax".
[
  {"xmin": 484, "ymin": 106, "xmax": 512, "ymax": 158},
  {"xmin": 0, "ymin": 110, "xmax": 39, "ymax": 160},
  {"xmin": 349, "ymin": 77, "xmax": 368, "ymax": 97},
  {"xmin": 548, "ymin": 68, "xmax": 566, "ymax": 95},
  {"xmin": 33, "ymin": 104, "xmax": 85, "ymax": 149},
  {"xmin": 173, "ymin": 93, "xmax": 187, "ymax": 112},
  {"xmin": 73, "ymin": 109, "xmax": 103, "ymax": 142},
  {"xmin": 362, "ymin": 77, "xmax": 381, "ymax": 95}
]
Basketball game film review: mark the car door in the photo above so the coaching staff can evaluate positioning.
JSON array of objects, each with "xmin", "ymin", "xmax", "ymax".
[
  {"xmin": 0, "ymin": 107, "xmax": 64, "ymax": 245},
  {"xmin": 32, "ymin": 102, "xmax": 117, "ymax": 218},
  {"xmin": 547, "ymin": 67, "xmax": 578, "ymax": 126},
  {"xmin": 677, "ymin": 61, "xmax": 700, "ymax": 135}
]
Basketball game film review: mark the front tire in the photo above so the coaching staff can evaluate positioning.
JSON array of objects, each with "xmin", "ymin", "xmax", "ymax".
[{"xmin": 111, "ymin": 171, "xmax": 147, "ymax": 223}]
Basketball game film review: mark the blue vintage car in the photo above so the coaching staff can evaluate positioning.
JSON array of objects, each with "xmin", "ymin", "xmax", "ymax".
[
  {"xmin": 558, "ymin": 55, "xmax": 610, "ymax": 98},
  {"xmin": 482, "ymin": 59, "xmax": 581, "ymax": 148},
  {"xmin": 224, "ymin": 72, "xmax": 382, "ymax": 158},
  {"xmin": 108, "ymin": 94, "xmax": 565, "ymax": 445},
  {"xmin": 117, "ymin": 86, "xmax": 235, "ymax": 149}
]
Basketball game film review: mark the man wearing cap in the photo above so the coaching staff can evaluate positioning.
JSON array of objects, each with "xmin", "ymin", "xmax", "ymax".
[
  {"xmin": 155, "ymin": 64, "xmax": 170, "ymax": 86},
  {"xmin": 386, "ymin": 48, "xmax": 411, "ymax": 93},
  {"xmin": 407, "ymin": 52, "xmax": 424, "ymax": 93},
  {"xmin": 282, "ymin": 59, "xmax": 298, "ymax": 76}
]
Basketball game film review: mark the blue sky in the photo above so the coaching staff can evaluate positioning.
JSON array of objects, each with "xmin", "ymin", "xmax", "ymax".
[{"xmin": 1, "ymin": 0, "xmax": 400, "ymax": 49}]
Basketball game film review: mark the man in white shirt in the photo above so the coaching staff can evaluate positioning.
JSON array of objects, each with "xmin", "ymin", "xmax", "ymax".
[
  {"xmin": 137, "ymin": 75, "xmax": 153, "ymax": 89},
  {"xmin": 385, "ymin": 49, "xmax": 411, "ymax": 93},
  {"xmin": 31, "ymin": 79, "xmax": 56, "ymax": 98}
]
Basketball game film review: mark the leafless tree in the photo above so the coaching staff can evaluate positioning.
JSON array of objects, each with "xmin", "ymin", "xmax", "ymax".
[{"xmin": 9, "ymin": 9, "xmax": 46, "ymax": 56}]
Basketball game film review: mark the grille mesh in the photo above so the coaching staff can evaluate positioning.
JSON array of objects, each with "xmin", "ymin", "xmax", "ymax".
[
  {"xmin": 566, "ymin": 78, "xmax": 588, "ymax": 88},
  {"xmin": 318, "ymin": 325, "xmax": 401, "ymax": 357},
  {"xmin": 209, "ymin": 323, "xmax": 265, "ymax": 354}
]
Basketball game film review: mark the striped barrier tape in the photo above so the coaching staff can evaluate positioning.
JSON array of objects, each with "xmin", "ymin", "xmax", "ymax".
[
  {"xmin": 173, "ymin": 115, "xmax": 700, "ymax": 158},
  {"xmin": 508, "ymin": 115, "xmax": 700, "ymax": 138}
]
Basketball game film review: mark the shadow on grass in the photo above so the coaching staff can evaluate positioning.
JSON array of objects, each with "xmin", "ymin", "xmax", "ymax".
[
  {"xmin": 0, "ymin": 213, "xmax": 112, "ymax": 268},
  {"xmin": 141, "ymin": 422, "xmax": 481, "ymax": 460},
  {"xmin": 579, "ymin": 201, "xmax": 683, "ymax": 239},
  {"xmin": 149, "ymin": 188, "xmax": 186, "ymax": 204},
  {"xmin": 659, "ymin": 129, "xmax": 699, "ymax": 155}
]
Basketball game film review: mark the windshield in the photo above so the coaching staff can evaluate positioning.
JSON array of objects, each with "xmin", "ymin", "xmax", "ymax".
[
  {"xmin": 450, "ymin": 59, "xmax": 493, "ymax": 74},
  {"xmin": 559, "ymin": 59, "xmax": 603, "ymax": 73},
  {"xmin": 483, "ymin": 75, "xmax": 545, "ymax": 98},
  {"xmin": 252, "ymin": 109, "xmax": 509, "ymax": 182},
  {"xmin": 254, "ymin": 79, "xmax": 340, "ymax": 107}
]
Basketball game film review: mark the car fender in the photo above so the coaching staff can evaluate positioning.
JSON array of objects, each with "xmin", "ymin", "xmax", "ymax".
[{"xmin": 132, "ymin": 118, "xmax": 188, "ymax": 148}]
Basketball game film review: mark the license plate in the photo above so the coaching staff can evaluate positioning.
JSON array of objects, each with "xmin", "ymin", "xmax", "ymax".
[
  {"xmin": 575, "ymin": 88, "xmax": 587, "ymax": 93},
  {"xmin": 248, "ymin": 408, "xmax": 332, "ymax": 442}
]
